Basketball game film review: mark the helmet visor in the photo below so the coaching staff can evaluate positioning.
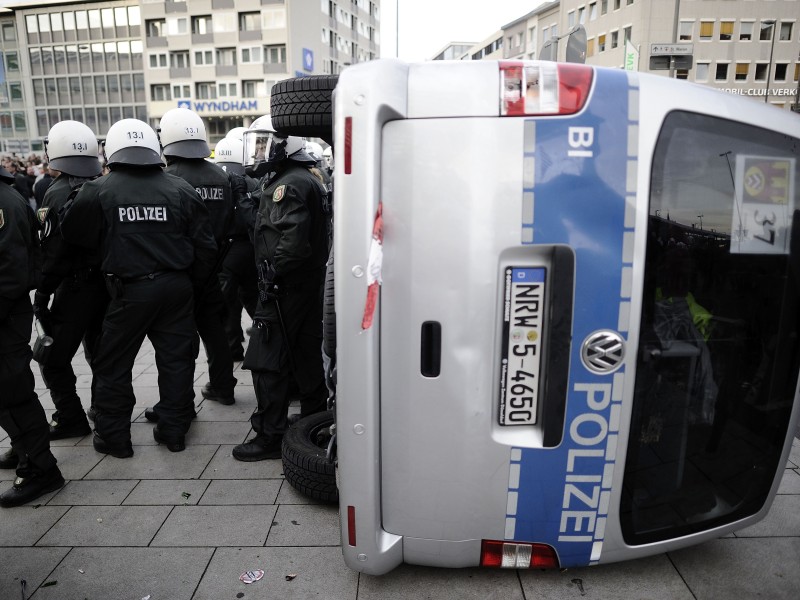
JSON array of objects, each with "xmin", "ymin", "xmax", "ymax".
[{"xmin": 242, "ymin": 130, "xmax": 274, "ymax": 171}]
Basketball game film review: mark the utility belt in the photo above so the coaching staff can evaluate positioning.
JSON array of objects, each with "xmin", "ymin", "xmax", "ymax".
[
  {"xmin": 104, "ymin": 270, "xmax": 178, "ymax": 299},
  {"xmin": 71, "ymin": 266, "xmax": 102, "ymax": 283},
  {"xmin": 119, "ymin": 269, "xmax": 175, "ymax": 284}
]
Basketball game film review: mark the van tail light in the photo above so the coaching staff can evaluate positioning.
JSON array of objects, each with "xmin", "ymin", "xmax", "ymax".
[
  {"xmin": 480, "ymin": 540, "xmax": 560, "ymax": 569},
  {"xmin": 343, "ymin": 116, "xmax": 353, "ymax": 174},
  {"xmin": 347, "ymin": 505, "xmax": 356, "ymax": 546},
  {"xmin": 500, "ymin": 61, "xmax": 593, "ymax": 116}
]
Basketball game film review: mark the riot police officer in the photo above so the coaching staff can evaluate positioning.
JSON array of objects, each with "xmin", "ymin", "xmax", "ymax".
[
  {"xmin": 157, "ymin": 108, "xmax": 238, "ymax": 408},
  {"xmin": 0, "ymin": 165, "xmax": 65, "ymax": 507},
  {"xmin": 214, "ymin": 133, "xmax": 258, "ymax": 362},
  {"xmin": 231, "ymin": 116, "xmax": 329, "ymax": 461},
  {"xmin": 60, "ymin": 119, "xmax": 217, "ymax": 456},
  {"xmin": 33, "ymin": 120, "xmax": 108, "ymax": 440}
]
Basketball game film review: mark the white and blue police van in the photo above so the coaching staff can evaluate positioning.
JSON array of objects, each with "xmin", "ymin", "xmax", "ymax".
[{"xmin": 273, "ymin": 58, "xmax": 800, "ymax": 575}]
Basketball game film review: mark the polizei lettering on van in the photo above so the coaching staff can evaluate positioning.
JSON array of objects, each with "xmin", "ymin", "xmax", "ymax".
[{"xmin": 118, "ymin": 205, "xmax": 168, "ymax": 222}]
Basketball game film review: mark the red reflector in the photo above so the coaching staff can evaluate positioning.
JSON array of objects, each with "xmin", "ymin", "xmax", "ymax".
[
  {"xmin": 347, "ymin": 505, "xmax": 356, "ymax": 546},
  {"xmin": 344, "ymin": 117, "xmax": 353, "ymax": 175},
  {"xmin": 499, "ymin": 61, "xmax": 593, "ymax": 116},
  {"xmin": 480, "ymin": 540, "xmax": 559, "ymax": 569}
]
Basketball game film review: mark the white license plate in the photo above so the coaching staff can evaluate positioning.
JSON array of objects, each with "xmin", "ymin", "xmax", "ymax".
[{"xmin": 499, "ymin": 267, "xmax": 546, "ymax": 426}]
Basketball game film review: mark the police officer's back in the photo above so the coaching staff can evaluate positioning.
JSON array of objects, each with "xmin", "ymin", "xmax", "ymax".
[{"xmin": 60, "ymin": 118, "xmax": 217, "ymax": 457}]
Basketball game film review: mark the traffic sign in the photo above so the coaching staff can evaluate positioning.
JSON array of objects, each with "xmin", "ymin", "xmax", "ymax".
[{"xmin": 650, "ymin": 43, "xmax": 693, "ymax": 56}]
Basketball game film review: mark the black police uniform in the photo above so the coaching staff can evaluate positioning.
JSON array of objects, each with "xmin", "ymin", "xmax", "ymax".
[
  {"xmin": 219, "ymin": 174, "xmax": 259, "ymax": 361},
  {"xmin": 0, "ymin": 171, "xmax": 65, "ymax": 507},
  {"xmin": 233, "ymin": 161, "xmax": 329, "ymax": 460},
  {"xmin": 60, "ymin": 167, "xmax": 217, "ymax": 455},
  {"xmin": 165, "ymin": 159, "xmax": 238, "ymax": 401},
  {"xmin": 35, "ymin": 175, "xmax": 109, "ymax": 439}
]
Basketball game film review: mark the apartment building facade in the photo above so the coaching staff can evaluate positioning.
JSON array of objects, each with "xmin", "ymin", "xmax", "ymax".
[{"xmin": 0, "ymin": 0, "xmax": 381, "ymax": 153}]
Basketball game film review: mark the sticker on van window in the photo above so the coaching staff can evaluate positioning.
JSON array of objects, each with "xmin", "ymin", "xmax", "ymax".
[
  {"xmin": 730, "ymin": 155, "xmax": 795, "ymax": 255},
  {"xmin": 499, "ymin": 267, "xmax": 546, "ymax": 426}
]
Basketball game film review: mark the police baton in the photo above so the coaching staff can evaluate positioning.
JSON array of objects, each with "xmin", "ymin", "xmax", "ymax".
[{"xmin": 272, "ymin": 291, "xmax": 298, "ymax": 375}]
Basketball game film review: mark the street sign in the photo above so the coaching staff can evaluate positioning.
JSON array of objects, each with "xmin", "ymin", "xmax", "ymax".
[
  {"xmin": 649, "ymin": 55, "xmax": 694, "ymax": 71},
  {"xmin": 650, "ymin": 43, "xmax": 693, "ymax": 56}
]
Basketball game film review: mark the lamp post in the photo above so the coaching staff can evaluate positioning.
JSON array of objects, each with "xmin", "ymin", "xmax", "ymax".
[{"xmin": 763, "ymin": 19, "xmax": 777, "ymax": 104}]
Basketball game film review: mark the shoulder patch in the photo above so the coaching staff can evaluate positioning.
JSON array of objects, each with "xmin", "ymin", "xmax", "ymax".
[
  {"xmin": 37, "ymin": 207, "xmax": 50, "ymax": 225},
  {"xmin": 273, "ymin": 185, "xmax": 287, "ymax": 203},
  {"xmin": 0, "ymin": 208, "xmax": 4, "ymax": 230}
]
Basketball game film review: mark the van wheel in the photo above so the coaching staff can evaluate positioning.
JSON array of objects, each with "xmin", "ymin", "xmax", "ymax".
[
  {"xmin": 270, "ymin": 75, "xmax": 338, "ymax": 145},
  {"xmin": 323, "ymin": 249, "xmax": 336, "ymax": 360},
  {"xmin": 281, "ymin": 410, "xmax": 338, "ymax": 504}
]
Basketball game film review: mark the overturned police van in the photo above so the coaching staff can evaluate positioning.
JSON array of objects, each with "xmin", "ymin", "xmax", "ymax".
[{"xmin": 271, "ymin": 59, "xmax": 800, "ymax": 575}]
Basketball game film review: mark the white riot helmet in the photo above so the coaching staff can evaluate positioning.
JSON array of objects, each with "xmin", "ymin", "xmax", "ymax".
[
  {"xmin": 225, "ymin": 126, "xmax": 247, "ymax": 141},
  {"xmin": 304, "ymin": 141, "xmax": 324, "ymax": 162},
  {"xmin": 157, "ymin": 107, "xmax": 210, "ymax": 159},
  {"xmin": 214, "ymin": 136, "xmax": 245, "ymax": 175},
  {"xmin": 242, "ymin": 114, "xmax": 308, "ymax": 178},
  {"xmin": 103, "ymin": 119, "xmax": 164, "ymax": 167},
  {"xmin": 45, "ymin": 120, "xmax": 102, "ymax": 177},
  {"xmin": 322, "ymin": 146, "xmax": 333, "ymax": 170}
]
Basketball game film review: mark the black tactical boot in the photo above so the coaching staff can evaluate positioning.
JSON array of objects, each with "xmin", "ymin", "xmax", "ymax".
[
  {"xmin": 152, "ymin": 427, "xmax": 186, "ymax": 453},
  {"xmin": 92, "ymin": 433, "xmax": 133, "ymax": 459},
  {"xmin": 48, "ymin": 416, "xmax": 92, "ymax": 440},
  {"xmin": 0, "ymin": 467, "xmax": 65, "ymax": 508},
  {"xmin": 200, "ymin": 383, "xmax": 235, "ymax": 405},
  {"xmin": 232, "ymin": 437, "xmax": 281, "ymax": 462}
]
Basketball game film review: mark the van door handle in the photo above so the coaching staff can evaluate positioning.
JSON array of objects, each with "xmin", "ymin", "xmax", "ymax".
[{"xmin": 420, "ymin": 321, "xmax": 442, "ymax": 377}]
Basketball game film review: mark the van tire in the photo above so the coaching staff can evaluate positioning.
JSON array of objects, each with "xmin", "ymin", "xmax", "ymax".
[
  {"xmin": 323, "ymin": 250, "xmax": 336, "ymax": 360},
  {"xmin": 281, "ymin": 411, "xmax": 338, "ymax": 504},
  {"xmin": 270, "ymin": 76, "xmax": 338, "ymax": 144}
]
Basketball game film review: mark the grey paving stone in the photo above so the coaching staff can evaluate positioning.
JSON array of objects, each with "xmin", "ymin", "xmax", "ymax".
[
  {"xmin": 0, "ymin": 547, "xmax": 70, "ymax": 597},
  {"xmin": 150, "ymin": 505, "xmax": 276, "ymax": 546},
  {"xmin": 276, "ymin": 480, "xmax": 324, "ymax": 505},
  {"xmin": 37, "ymin": 505, "xmax": 172, "ymax": 547},
  {"xmin": 0, "ymin": 506, "xmax": 69, "ymax": 546},
  {"xmin": 193, "ymin": 546, "xmax": 357, "ymax": 600},
  {"xmin": 733, "ymin": 494, "xmax": 800, "ymax": 537},
  {"xmin": 778, "ymin": 468, "xmax": 800, "ymax": 494},
  {"xmin": 359, "ymin": 563, "xmax": 525, "ymax": 600},
  {"xmin": 199, "ymin": 479, "xmax": 282, "ymax": 505},
  {"xmin": 518, "ymin": 553, "xmax": 693, "ymax": 600},
  {"xmin": 194, "ymin": 399, "xmax": 255, "ymax": 421},
  {"xmin": 123, "ymin": 479, "xmax": 210, "ymax": 506},
  {"xmin": 48, "ymin": 479, "xmax": 138, "ymax": 506},
  {"xmin": 185, "ymin": 421, "xmax": 252, "ymax": 445},
  {"xmin": 266, "ymin": 504, "xmax": 341, "ymax": 547},
  {"xmin": 788, "ymin": 441, "xmax": 800, "ymax": 468},
  {"xmin": 670, "ymin": 537, "xmax": 800, "ymax": 600},
  {"xmin": 50, "ymin": 445, "xmax": 105, "ymax": 480},
  {"xmin": 84, "ymin": 444, "xmax": 218, "ymax": 480},
  {"xmin": 29, "ymin": 546, "xmax": 214, "ymax": 600},
  {"xmin": 200, "ymin": 445, "xmax": 285, "ymax": 479}
]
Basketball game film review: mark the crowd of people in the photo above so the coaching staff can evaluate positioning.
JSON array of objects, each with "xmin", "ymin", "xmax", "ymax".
[{"xmin": 0, "ymin": 109, "xmax": 334, "ymax": 508}]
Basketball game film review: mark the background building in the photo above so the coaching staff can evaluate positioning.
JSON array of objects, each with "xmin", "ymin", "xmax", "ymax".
[{"xmin": 0, "ymin": 0, "xmax": 381, "ymax": 153}]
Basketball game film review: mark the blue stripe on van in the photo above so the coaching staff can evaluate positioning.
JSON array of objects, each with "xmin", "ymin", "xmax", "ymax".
[{"xmin": 509, "ymin": 67, "xmax": 636, "ymax": 568}]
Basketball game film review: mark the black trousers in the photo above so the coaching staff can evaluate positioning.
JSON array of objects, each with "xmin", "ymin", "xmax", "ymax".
[
  {"xmin": 195, "ymin": 277, "xmax": 237, "ymax": 393},
  {"xmin": 0, "ymin": 296, "xmax": 57, "ymax": 477},
  {"xmin": 249, "ymin": 282, "xmax": 327, "ymax": 443},
  {"xmin": 219, "ymin": 239, "xmax": 257, "ymax": 356},
  {"xmin": 92, "ymin": 272, "xmax": 197, "ymax": 445},
  {"xmin": 39, "ymin": 276, "xmax": 108, "ymax": 424}
]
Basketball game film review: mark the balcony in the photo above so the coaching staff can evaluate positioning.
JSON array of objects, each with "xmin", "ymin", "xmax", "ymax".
[
  {"xmin": 169, "ymin": 67, "xmax": 191, "ymax": 78},
  {"xmin": 192, "ymin": 33, "xmax": 214, "ymax": 44},
  {"xmin": 239, "ymin": 30, "xmax": 262, "ymax": 42},
  {"xmin": 165, "ymin": 1, "xmax": 187, "ymax": 13},
  {"xmin": 216, "ymin": 64, "xmax": 238, "ymax": 77},
  {"xmin": 146, "ymin": 36, "xmax": 168, "ymax": 48},
  {"xmin": 212, "ymin": 0, "xmax": 234, "ymax": 8},
  {"xmin": 264, "ymin": 62, "xmax": 286, "ymax": 74}
]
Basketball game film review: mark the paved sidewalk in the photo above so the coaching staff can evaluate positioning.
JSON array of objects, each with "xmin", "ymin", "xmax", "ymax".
[{"xmin": 1, "ymin": 325, "xmax": 799, "ymax": 599}]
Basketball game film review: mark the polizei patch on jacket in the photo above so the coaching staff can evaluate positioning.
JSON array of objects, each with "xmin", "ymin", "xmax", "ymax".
[
  {"xmin": 118, "ymin": 205, "xmax": 168, "ymax": 222},
  {"xmin": 273, "ymin": 185, "xmax": 287, "ymax": 202},
  {"xmin": 195, "ymin": 185, "xmax": 225, "ymax": 201},
  {"xmin": 37, "ymin": 207, "xmax": 49, "ymax": 225},
  {"xmin": 0, "ymin": 208, "xmax": 4, "ymax": 229}
]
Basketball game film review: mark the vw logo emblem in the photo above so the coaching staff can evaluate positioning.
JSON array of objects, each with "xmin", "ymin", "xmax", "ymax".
[{"xmin": 581, "ymin": 330, "xmax": 625, "ymax": 374}]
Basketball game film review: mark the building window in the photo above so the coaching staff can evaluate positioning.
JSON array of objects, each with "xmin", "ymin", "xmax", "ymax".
[
  {"xmin": 795, "ymin": 64, "xmax": 800, "ymax": 83},
  {"xmin": 194, "ymin": 49, "xmax": 213, "ymax": 66},
  {"xmin": 601, "ymin": 0, "xmax": 608, "ymax": 15},
  {"xmin": 578, "ymin": 7, "xmax": 586, "ymax": 25},
  {"xmin": 589, "ymin": 2, "xmax": 597, "ymax": 21},
  {"xmin": 614, "ymin": 0, "xmax": 621, "ymax": 9},
  {"xmin": 759, "ymin": 21, "xmax": 774, "ymax": 41},
  {"xmin": 676, "ymin": 70, "xmax": 688, "ymax": 80},
  {"xmin": 715, "ymin": 63, "xmax": 728, "ymax": 81},
  {"xmin": 699, "ymin": 21, "xmax": 714, "ymax": 41},
  {"xmin": 2, "ymin": 22, "xmax": 15, "ymax": 41},
  {"xmin": 170, "ymin": 51, "xmax": 189, "ymax": 69},
  {"xmin": 218, "ymin": 82, "xmax": 237, "ymax": 97},
  {"xmin": 9, "ymin": 82, "xmax": 23, "ymax": 101},
  {"xmin": 151, "ymin": 84, "xmax": 171, "ymax": 101},
  {"xmin": 720, "ymin": 21, "xmax": 733, "ymax": 41},
  {"xmin": 695, "ymin": 62, "xmax": 709, "ymax": 82},
  {"xmin": 611, "ymin": 30, "xmax": 619, "ymax": 48},
  {"xmin": 774, "ymin": 63, "xmax": 787, "ymax": 82},
  {"xmin": 216, "ymin": 47, "xmax": 237, "ymax": 67},
  {"xmin": 5, "ymin": 51, "xmax": 19, "ymax": 71},
  {"xmin": 239, "ymin": 12, "xmax": 259, "ymax": 32},
  {"xmin": 779, "ymin": 22, "xmax": 792, "ymax": 41},
  {"xmin": 740, "ymin": 22, "xmax": 753, "ymax": 41},
  {"xmin": 146, "ymin": 18, "xmax": 165, "ymax": 37},
  {"xmin": 149, "ymin": 53, "xmax": 167, "ymax": 68},
  {"xmin": 241, "ymin": 46, "xmax": 262, "ymax": 63},
  {"xmin": 262, "ymin": 7, "xmax": 286, "ymax": 30},
  {"xmin": 598, "ymin": 34, "xmax": 606, "ymax": 52},
  {"xmin": 173, "ymin": 84, "xmax": 190, "ymax": 99},
  {"xmin": 167, "ymin": 17, "xmax": 187, "ymax": 36},
  {"xmin": 192, "ymin": 15, "xmax": 212, "ymax": 35},
  {"xmin": 568, "ymin": 11, "xmax": 575, "ymax": 28},
  {"xmin": 196, "ymin": 82, "xmax": 217, "ymax": 100},
  {"xmin": 679, "ymin": 21, "xmax": 693, "ymax": 41},
  {"xmin": 587, "ymin": 38, "xmax": 595, "ymax": 57},
  {"xmin": 623, "ymin": 26, "xmax": 632, "ymax": 42},
  {"xmin": 735, "ymin": 63, "xmax": 749, "ymax": 81},
  {"xmin": 242, "ymin": 79, "xmax": 265, "ymax": 98},
  {"xmin": 265, "ymin": 44, "xmax": 286, "ymax": 64},
  {"xmin": 754, "ymin": 63, "xmax": 768, "ymax": 81}
]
